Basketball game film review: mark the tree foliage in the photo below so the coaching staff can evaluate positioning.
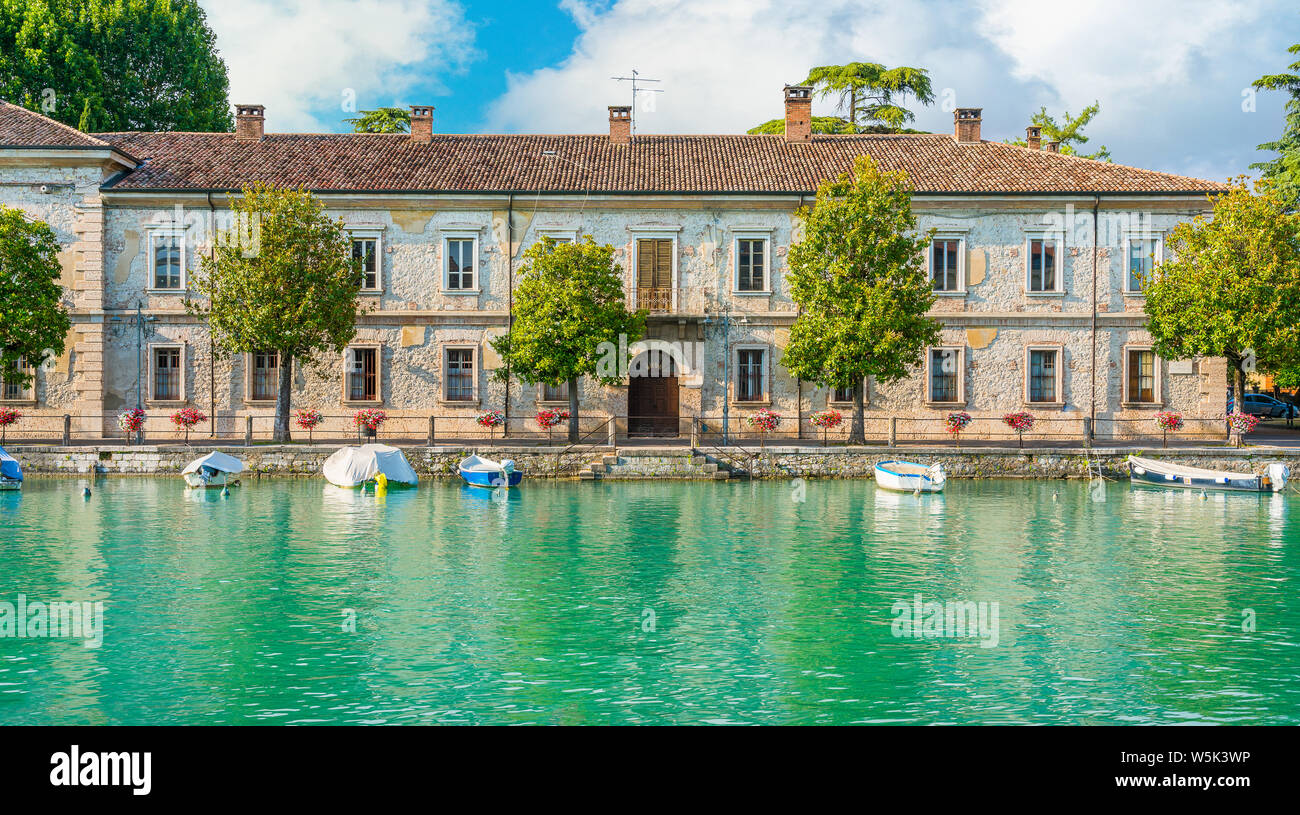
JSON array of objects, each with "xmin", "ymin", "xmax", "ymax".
[
  {"xmin": 782, "ymin": 156, "xmax": 941, "ymax": 444},
  {"xmin": 0, "ymin": 206, "xmax": 70, "ymax": 387},
  {"xmin": 190, "ymin": 183, "xmax": 364, "ymax": 442},
  {"xmin": 491, "ymin": 237, "xmax": 646, "ymax": 442},
  {"xmin": 1251, "ymin": 43, "xmax": 1300, "ymax": 211},
  {"xmin": 747, "ymin": 116, "xmax": 927, "ymax": 135},
  {"xmin": 0, "ymin": 0, "xmax": 232, "ymax": 132},
  {"xmin": 1005, "ymin": 102, "xmax": 1111, "ymax": 161},
  {"xmin": 1143, "ymin": 178, "xmax": 1300, "ymax": 411},
  {"xmin": 345, "ymin": 107, "xmax": 411, "ymax": 134},
  {"xmin": 804, "ymin": 63, "xmax": 934, "ymax": 130}
]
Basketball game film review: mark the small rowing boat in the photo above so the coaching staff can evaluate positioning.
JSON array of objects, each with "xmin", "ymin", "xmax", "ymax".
[
  {"xmin": 458, "ymin": 454, "xmax": 522, "ymax": 488},
  {"xmin": 322, "ymin": 444, "xmax": 419, "ymax": 488},
  {"xmin": 1127, "ymin": 455, "xmax": 1289, "ymax": 493},
  {"xmin": 875, "ymin": 460, "xmax": 946, "ymax": 493},
  {"xmin": 182, "ymin": 451, "xmax": 244, "ymax": 488},
  {"xmin": 0, "ymin": 446, "xmax": 21, "ymax": 491}
]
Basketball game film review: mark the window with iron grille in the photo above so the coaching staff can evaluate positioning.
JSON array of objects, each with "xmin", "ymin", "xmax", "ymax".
[
  {"xmin": 352, "ymin": 238, "xmax": 379, "ymax": 290},
  {"xmin": 347, "ymin": 347, "xmax": 378, "ymax": 401},
  {"xmin": 1029, "ymin": 349, "xmax": 1058, "ymax": 402},
  {"xmin": 736, "ymin": 349, "xmax": 765, "ymax": 401},
  {"xmin": 152, "ymin": 347, "xmax": 181, "ymax": 400},
  {"xmin": 250, "ymin": 351, "xmax": 278, "ymax": 401},
  {"xmin": 152, "ymin": 233, "xmax": 183, "ymax": 289},
  {"xmin": 931, "ymin": 239, "xmax": 960, "ymax": 291},
  {"xmin": 543, "ymin": 380, "xmax": 569, "ymax": 402},
  {"xmin": 929, "ymin": 349, "xmax": 959, "ymax": 402},
  {"xmin": 1, "ymin": 357, "xmax": 32, "ymax": 401},
  {"xmin": 446, "ymin": 238, "xmax": 475, "ymax": 290},
  {"xmin": 445, "ymin": 348, "xmax": 475, "ymax": 401},
  {"xmin": 736, "ymin": 238, "xmax": 766, "ymax": 292},
  {"xmin": 1128, "ymin": 349, "xmax": 1157, "ymax": 403},
  {"xmin": 1029, "ymin": 238, "xmax": 1057, "ymax": 292}
]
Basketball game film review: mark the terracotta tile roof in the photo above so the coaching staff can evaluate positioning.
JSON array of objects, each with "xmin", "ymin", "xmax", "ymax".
[
  {"xmin": 0, "ymin": 100, "xmax": 113, "ymax": 148},
  {"xmin": 79, "ymin": 129, "xmax": 1224, "ymax": 196}
]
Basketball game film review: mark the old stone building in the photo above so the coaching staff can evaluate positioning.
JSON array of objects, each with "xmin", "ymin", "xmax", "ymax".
[{"xmin": 0, "ymin": 89, "xmax": 1228, "ymax": 442}]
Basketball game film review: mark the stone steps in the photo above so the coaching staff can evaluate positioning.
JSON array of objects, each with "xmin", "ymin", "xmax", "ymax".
[{"xmin": 578, "ymin": 451, "xmax": 738, "ymax": 480}]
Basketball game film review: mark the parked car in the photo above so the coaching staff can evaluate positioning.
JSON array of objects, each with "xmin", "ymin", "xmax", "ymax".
[
  {"xmin": 1240, "ymin": 393, "xmax": 1290, "ymax": 418},
  {"xmin": 1258, "ymin": 394, "xmax": 1300, "ymax": 419}
]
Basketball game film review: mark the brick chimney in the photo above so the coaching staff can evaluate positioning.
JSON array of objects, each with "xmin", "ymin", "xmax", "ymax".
[
  {"xmin": 954, "ymin": 108, "xmax": 982, "ymax": 143},
  {"xmin": 410, "ymin": 105, "xmax": 434, "ymax": 143},
  {"xmin": 608, "ymin": 106, "xmax": 631, "ymax": 145},
  {"xmin": 1045, "ymin": 140, "xmax": 1060, "ymax": 153},
  {"xmin": 1025, "ymin": 125, "xmax": 1041, "ymax": 151},
  {"xmin": 783, "ymin": 85, "xmax": 812, "ymax": 143},
  {"xmin": 234, "ymin": 104, "xmax": 264, "ymax": 141}
]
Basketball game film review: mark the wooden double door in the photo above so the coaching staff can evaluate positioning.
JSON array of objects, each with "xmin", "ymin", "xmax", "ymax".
[{"xmin": 627, "ymin": 355, "xmax": 679, "ymax": 437}]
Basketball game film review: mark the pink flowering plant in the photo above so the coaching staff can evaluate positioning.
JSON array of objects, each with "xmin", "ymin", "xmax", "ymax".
[
  {"xmin": 295, "ymin": 408, "xmax": 323, "ymax": 443},
  {"xmin": 476, "ymin": 409, "xmax": 505, "ymax": 439},
  {"xmin": 809, "ymin": 409, "xmax": 842, "ymax": 446},
  {"xmin": 1002, "ymin": 411, "xmax": 1035, "ymax": 447},
  {"xmin": 746, "ymin": 408, "xmax": 781, "ymax": 452},
  {"xmin": 535, "ymin": 408, "xmax": 571, "ymax": 442},
  {"xmin": 1226, "ymin": 411, "xmax": 1258, "ymax": 446},
  {"xmin": 945, "ymin": 411, "xmax": 972, "ymax": 446},
  {"xmin": 170, "ymin": 407, "xmax": 207, "ymax": 443},
  {"xmin": 1154, "ymin": 411, "xmax": 1183, "ymax": 448},
  {"xmin": 353, "ymin": 408, "xmax": 387, "ymax": 435},
  {"xmin": 0, "ymin": 406, "xmax": 19, "ymax": 443},
  {"xmin": 117, "ymin": 407, "xmax": 146, "ymax": 440}
]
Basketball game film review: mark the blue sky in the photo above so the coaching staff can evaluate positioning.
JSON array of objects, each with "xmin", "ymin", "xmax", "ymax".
[{"xmin": 201, "ymin": 0, "xmax": 1299, "ymax": 181}]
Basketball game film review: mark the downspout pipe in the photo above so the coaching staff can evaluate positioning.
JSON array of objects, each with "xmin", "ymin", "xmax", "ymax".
[
  {"xmin": 207, "ymin": 192, "xmax": 216, "ymax": 438},
  {"xmin": 1090, "ymin": 195, "xmax": 1099, "ymax": 441},
  {"xmin": 504, "ymin": 193, "xmax": 513, "ymax": 436}
]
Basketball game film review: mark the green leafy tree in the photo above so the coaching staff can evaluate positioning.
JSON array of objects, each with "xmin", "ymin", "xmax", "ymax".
[
  {"xmin": 0, "ymin": 0, "xmax": 232, "ymax": 132},
  {"xmin": 1144, "ymin": 178, "xmax": 1300, "ymax": 413},
  {"xmin": 345, "ymin": 107, "xmax": 411, "ymax": 134},
  {"xmin": 1251, "ymin": 43, "xmax": 1300, "ymax": 211},
  {"xmin": 0, "ymin": 206, "xmax": 71, "ymax": 388},
  {"xmin": 190, "ymin": 183, "xmax": 364, "ymax": 442},
  {"xmin": 805, "ymin": 63, "xmax": 934, "ymax": 129},
  {"xmin": 1005, "ymin": 102, "xmax": 1111, "ymax": 161},
  {"xmin": 782, "ymin": 156, "xmax": 941, "ymax": 444},
  {"xmin": 492, "ymin": 237, "xmax": 646, "ymax": 442},
  {"xmin": 747, "ymin": 116, "xmax": 927, "ymax": 135}
]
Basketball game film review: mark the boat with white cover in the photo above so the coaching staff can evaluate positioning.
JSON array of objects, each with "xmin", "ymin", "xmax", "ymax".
[
  {"xmin": 874, "ymin": 460, "xmax": 946, "ymax": 493},
  {"xmin": 182, "ymin": 451, "xmax": 244, "ymax": 488},
  {"xmin": 322, "ymin": 444, "xmax": 418, "ymax": 488},
  {"xmin": 1127, "ymin": 455, "xmax": 1288, "ymax": 493}
]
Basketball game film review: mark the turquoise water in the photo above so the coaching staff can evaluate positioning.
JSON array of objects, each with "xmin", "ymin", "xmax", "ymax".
[{"xmin": 1, "ymin": 475, "xmax": 1298, "ymax": 725}]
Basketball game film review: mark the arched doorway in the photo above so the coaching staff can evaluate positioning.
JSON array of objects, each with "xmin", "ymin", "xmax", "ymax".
[{"xmin": 627, "ymin": 351, "xmax": 679, "ymax": 437}]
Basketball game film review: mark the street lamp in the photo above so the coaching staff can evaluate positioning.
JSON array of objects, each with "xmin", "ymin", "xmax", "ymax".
[{"xmin": 703, "ymin": 300, "xmax": 748, "ymax": 445}]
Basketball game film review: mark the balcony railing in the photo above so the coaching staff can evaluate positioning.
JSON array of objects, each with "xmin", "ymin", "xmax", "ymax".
[{"xmin": 636, "ymin": 287, "xmax": 673, "ymax": 313}]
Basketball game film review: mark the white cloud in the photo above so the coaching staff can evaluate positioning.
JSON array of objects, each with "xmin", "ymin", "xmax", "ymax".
[
  {"xmin": 200, "ymin": 0, "xmax": 477, "ymax": 132},
  {"xmin": 482, "ymin": 0, "xmax": 1297, "ymax": 179}
]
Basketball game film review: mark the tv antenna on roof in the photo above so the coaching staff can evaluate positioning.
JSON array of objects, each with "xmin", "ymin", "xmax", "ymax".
[{"xmin": 610, "ymin": 69, "xmax": 663, "ymax": 141}]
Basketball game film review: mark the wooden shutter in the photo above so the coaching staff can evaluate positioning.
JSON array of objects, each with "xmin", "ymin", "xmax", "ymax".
[{"xmin": 637, "ymin": 239, "xmax": 672, "ymax": 288}]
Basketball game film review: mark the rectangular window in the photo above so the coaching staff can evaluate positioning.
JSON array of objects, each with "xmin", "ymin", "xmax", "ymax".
[
  {"xmin": 1, "ymin": 357, "xmax": 32, "ymax": 401},
  {"xmin": 445, "ymin": 349, "xmax": 475, "ymax": 401},
  {"xmin": 1128, "ymin": 238, "xmax": 1156, "ymax": 292},
  {"xmin": 151, "ymin": 233, "xmax": 183, "ymax": 290},
  {"xmin": 1029, "ymin": 238, "xmax": 1057, "ymax": 292},
  {"xmin": 929, "ymin": 348, "xmax": 960, "ymax": 403},
  {"xmin": 636, "ymin": 238, "xmax": 673, "ymax": 312},
  {"xmin": 736, "ymin": 349, "xmax": 765, "ymax": 402},
  {"xmin": 1028, "ymin": 349, "xmax": 1058, "ymax": 403},
  {"xmin": 347, "ymin": 347, "xmax": 378, "ymax": 402},
  {"xmin": 833, "ymin": 385, "xmax": 853, "ymax": 403},
  {"xmin": 1128, "ymin": 349, "xmax": 1157, "ymax": 403},
  {"xmin": 543, "ymin": 381, "xmax": 569, "ymax": 402},
  {"xmin": 446, "ymin": 238, "xmax": 475, "ymax": 290},
  {"xmin": 250, "ymin": 351, "xmax": 278, "ymax": 401},
  {"xmin": 931, "ymin": 239, "xmax": 961, "ymax": 292},
  {"xmin": 352, "ymin": 237, "xmax": 379, "ymax": 291},
  {"xmin": 152, "ymin": 347, "xmax": 181, "ymax": 401},
  {"xmin": 736, "ymin": 238, "xmax": 766, "ymax": 292}
]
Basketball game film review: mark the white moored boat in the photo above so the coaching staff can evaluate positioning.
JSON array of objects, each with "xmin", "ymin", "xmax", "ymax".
[
  {"xmin": 182, "ymin": 451, "xmax": 244, "ymax": 488},
  {"xmin": 1127, "ymin": 455, "xmax": 1289, "ymax": 493},
  {"xmin": 875, "ymin": 460, "xmax": 946, "ymax": 493},
  {"xmin": 322, "ymin": 444, "xmax": 418, "ymax": 488},
  {"xmin": 0, "ymin": 446, "xmax": 21, "ymax": 491}
]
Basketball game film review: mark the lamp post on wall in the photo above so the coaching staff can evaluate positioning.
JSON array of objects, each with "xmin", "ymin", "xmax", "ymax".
[
  {"xmin": 703, "ymin": 300, "xmax": 748, "ymax": 446},
  {"xmin": 109, "ymin": 301, "xmax": 156, "ymax": 443}
]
